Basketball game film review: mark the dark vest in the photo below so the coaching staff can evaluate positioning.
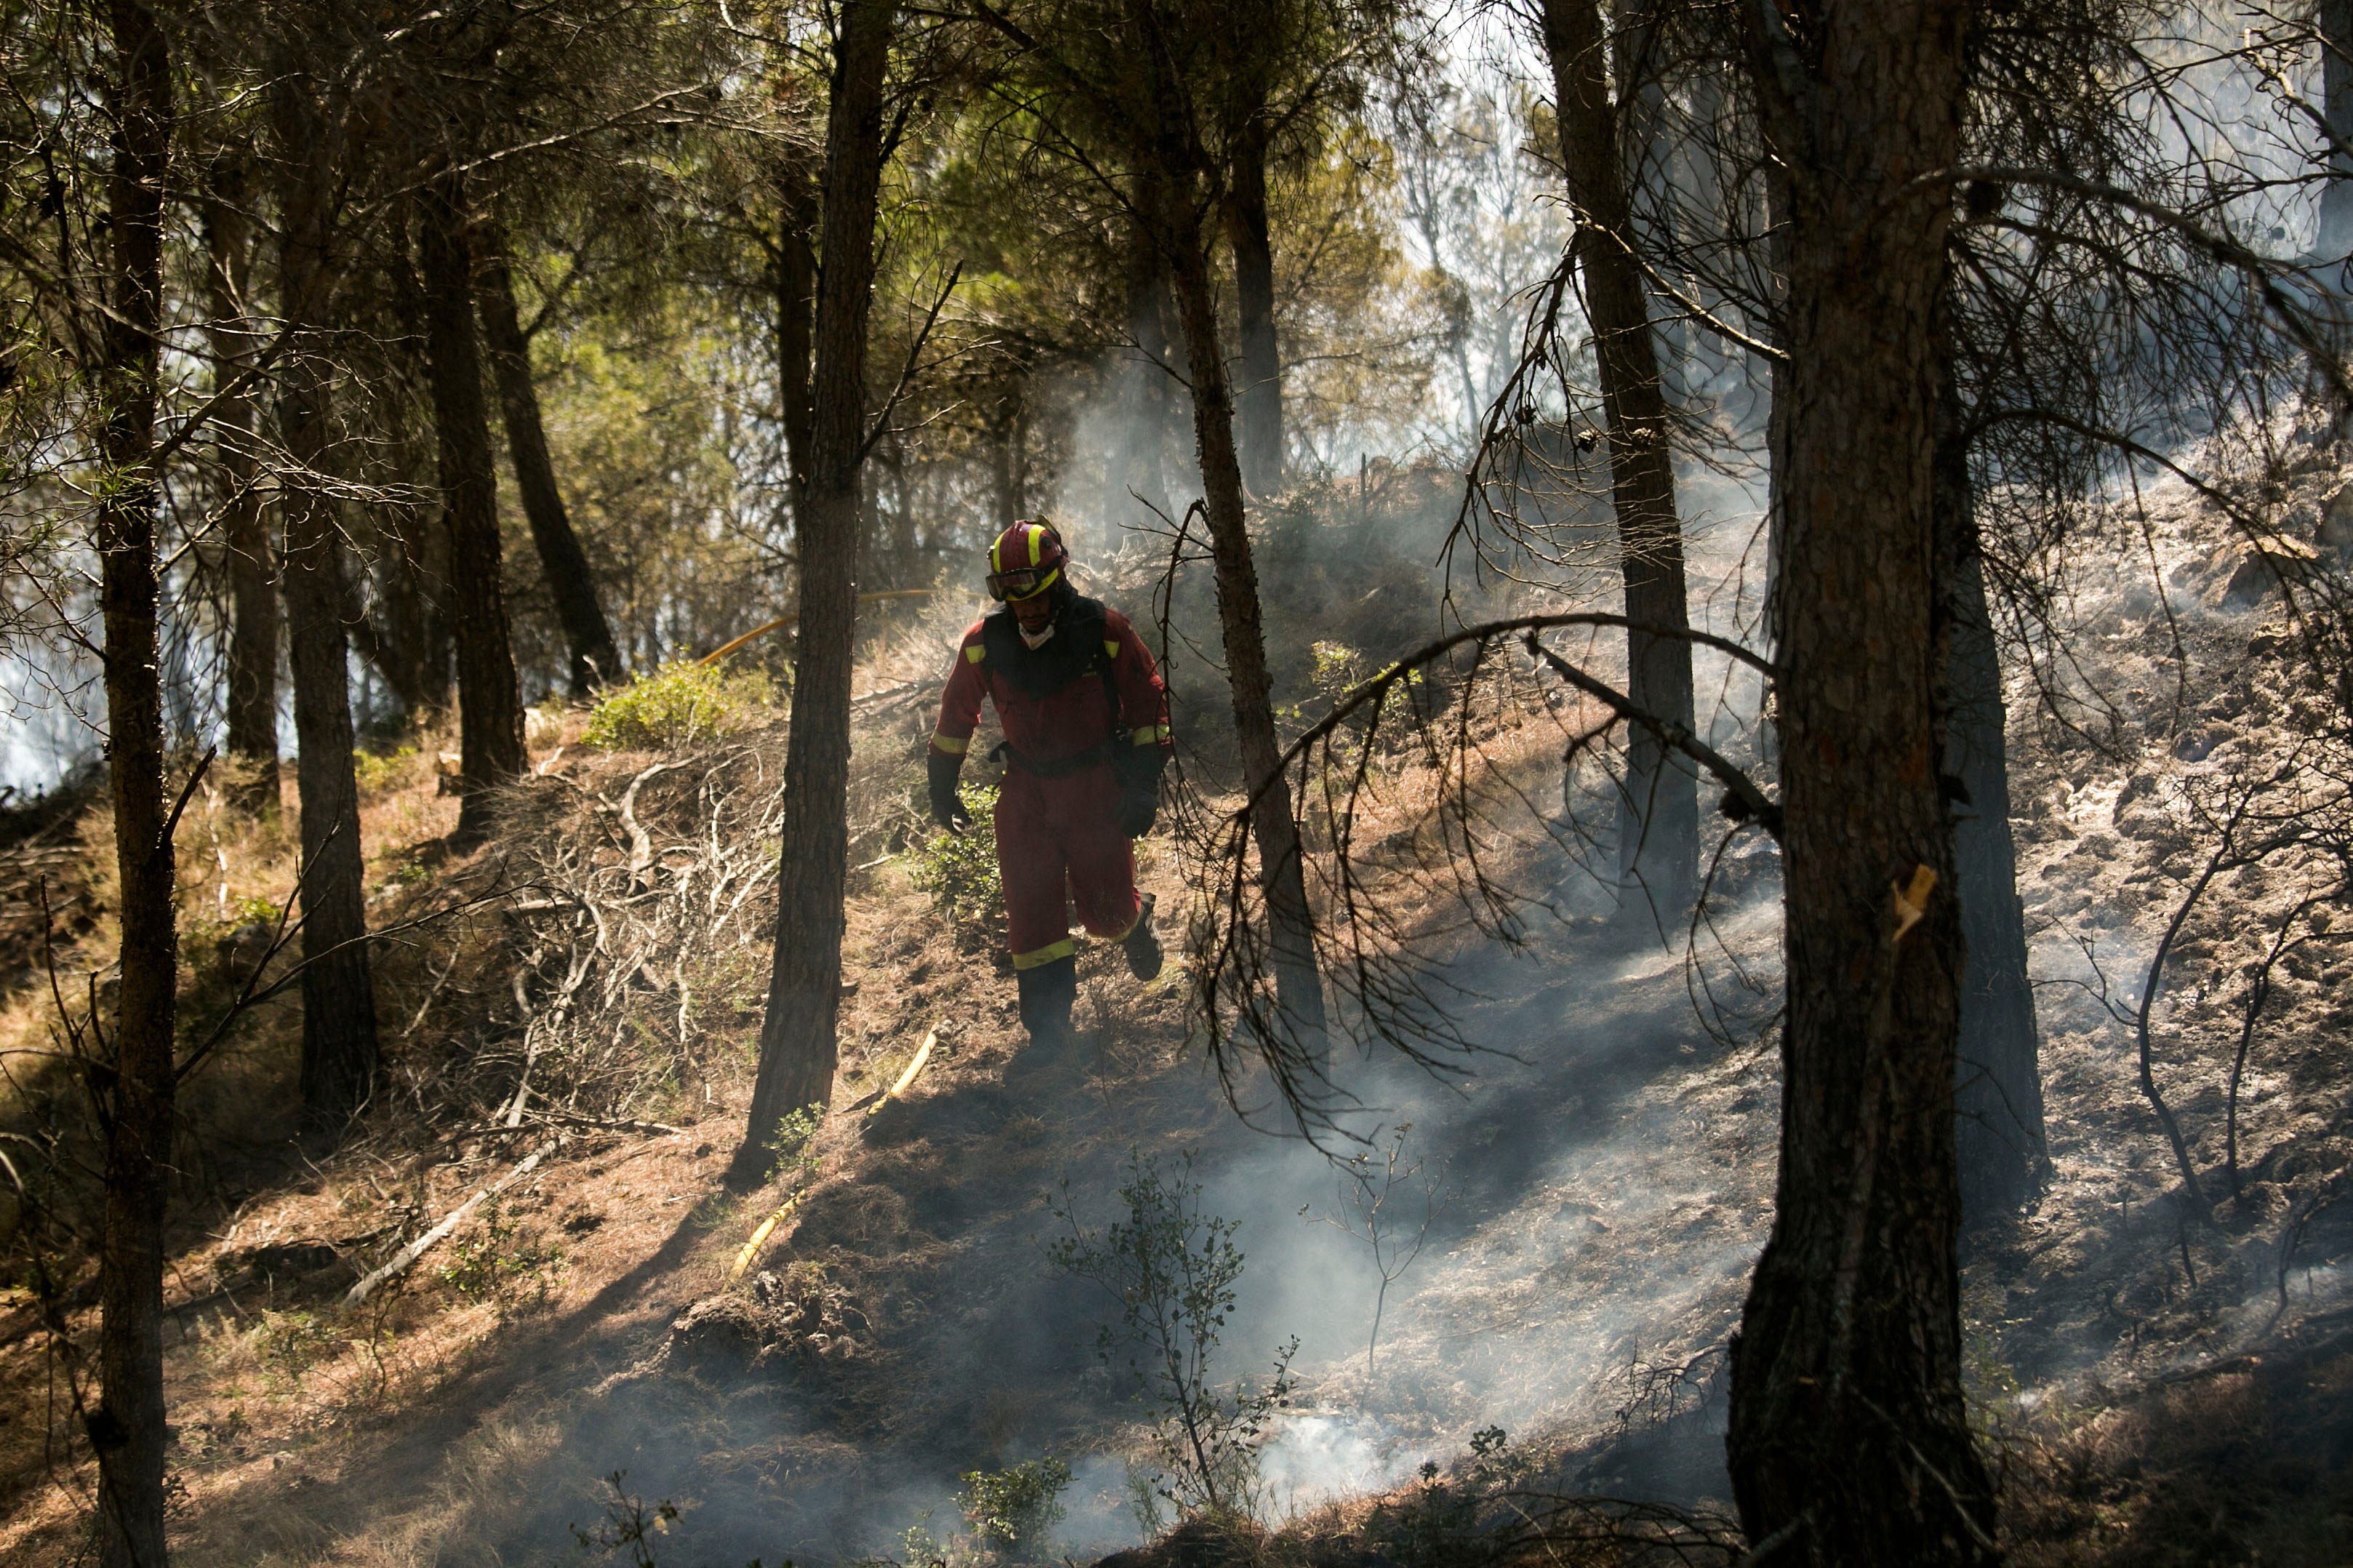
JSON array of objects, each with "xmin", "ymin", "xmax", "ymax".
[
  {"xmin": 979, "ymin": 593, "xmax": 1113, "ymax": 699},
  {"xmin": 979, "ymin": 595, "xmax": 1125, "ymax": 777}
]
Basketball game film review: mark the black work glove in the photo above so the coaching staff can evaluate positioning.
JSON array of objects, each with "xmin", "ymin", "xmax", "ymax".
[
  {"xmin": 926, "ymin": 749, "xmax": 972, "ymax": 833},
  {"xmin": 1113, "ymin": 744, "xmax": 1167, "ymax": 840}
]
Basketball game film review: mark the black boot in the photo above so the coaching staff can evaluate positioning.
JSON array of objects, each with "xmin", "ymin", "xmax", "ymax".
[
  {"xmin": 1009, "ymin": 955, "xmax": 1078, "ymax": 1083},
  {"xmin": 1122, "ymin": 892, "xmax": 1163, "ymax": 981}
]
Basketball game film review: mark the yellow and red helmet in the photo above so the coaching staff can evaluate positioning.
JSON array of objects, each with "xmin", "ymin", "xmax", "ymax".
[{"xmin": 985, "ymin": 519, "xmax": 1068, "ymax": 602}]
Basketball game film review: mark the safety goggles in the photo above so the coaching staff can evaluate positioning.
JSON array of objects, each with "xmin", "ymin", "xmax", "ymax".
[{"xmin": 985, "ymin": 564, "xmax": 1058, "ymax": 601}]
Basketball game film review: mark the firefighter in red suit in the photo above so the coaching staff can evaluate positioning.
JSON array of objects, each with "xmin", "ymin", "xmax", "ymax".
[{"xmin": 927, "ymin": 520, "xmax": 1173, "ymax": 1072}]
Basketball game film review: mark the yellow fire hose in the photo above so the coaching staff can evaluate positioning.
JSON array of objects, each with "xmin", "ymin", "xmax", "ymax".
[
  {"xmin": 696, "ymin": 589, "xmax": 939, "ymax": 667},
  {"xmin": 726, "ymin": 1193, "xmax": 803, "ymax": 1284},
  {"xmin": 866, "ymin": 1026, "xmax": 937, "ymax": 1117},
  {"xmin": 726, "ymin": 1026, "xmax": 939, "ymax": 1284}
]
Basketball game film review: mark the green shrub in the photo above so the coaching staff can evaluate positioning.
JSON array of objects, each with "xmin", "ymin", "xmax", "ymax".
[
  {"xmin": 957, "ymin": 1458, "xmax": 1072, "ymax": 1559},
  {"xmin": 226, "ymin": 893, "xmax": 280, "ymax": 928},
  {"xmin": 1310, "ymin": 640, "xmax": 1363, "ymax": 703},
  {"xmin": 769, "ymin": 1103, "xmax": 825, "ymax": 1183},
  {"xmin": 907, "ymin": 780, "xmax": 1002, "ymax": 937},
  {"xmin": 438, "ymin": 1197, "xmax": 566, "ymax": 1316},
  {"xmin": 352, "ymin": 744, "xmax": 417, "ymax": 792},
  {"xmin": 583, "ymin": 661, "xmax": 771, "ymax": 749},
  {"xmin": 1368, "ymin": 1426, "xmax": 1531, "ymax": 1568},
  {"xmin": 253, "ymin": 1308, "xmax": 337, "ymax": 1378}
]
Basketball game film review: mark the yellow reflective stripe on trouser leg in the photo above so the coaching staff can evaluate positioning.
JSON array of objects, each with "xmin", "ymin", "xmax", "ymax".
[{"xmin": 1011, "ymin": 937, "xmax": 1077, "ymax": 970}]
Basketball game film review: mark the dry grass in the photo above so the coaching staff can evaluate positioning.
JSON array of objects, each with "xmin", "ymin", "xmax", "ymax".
[{"xmin": 1, "ymin": 481, "xmax": 2351, "ymax": 1566}]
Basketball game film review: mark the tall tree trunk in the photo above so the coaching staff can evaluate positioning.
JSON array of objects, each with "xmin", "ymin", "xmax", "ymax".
[
  {"xmin": 2321, "ymin": 0, "xmax": 2353, "ymax": 264},
  {"xmin": 476, "ymin": 223, "xmax": 622, "ymax": 696},
  {"xmin": 1540, "ymin": 0, "xmax": 1699, "ymax": 932},
  {"xmin": 361, "ymin": 424, "xmax": 436, "ymax": 724},
  {"xmin": 777, "ymin": 166, "xmax": 819, "ymax": 517},
  {"xmin": 271, "ymin": 82, "xmax": 380, "ymax": 1141},
  {"xmin": 1138, "ymin": 37, "xmax": 1328, "ymax": 1051},
  {"xmin": 201, "ymin": 159, "xmax": 281, "ymax": 816},
  {"xmin": 988, "ymin": 390, "xmax": 1027, "ymax": 525},
  {"xmin": 1227, "ymin": 118, "xmax": 1283, "ymax": 499},
  {"xmin": 1107, "ymin": 196, "xmax": 1176, "ymax": 526},
  {"xmin": 1677, "ymin": 61, "xmax": 1742, "ymax": 394},
  {"xmin": 1724, "ymin": 4, "xmax": 1997, "ymax": 1563},
  {"xmin": 1937, "ymin": 374, "xmax": 2048, "ymax": 1225},
  {"xmin": 731, "ymin": 0, "xmax": 894, "ymax": 1188},
  {"xmin": 92, "ymin": 9, "xmax": 175, "ymax": 1562},
  {"xmin": 417, "ymin": 170, "xmax": 527, "ymax": 843}
]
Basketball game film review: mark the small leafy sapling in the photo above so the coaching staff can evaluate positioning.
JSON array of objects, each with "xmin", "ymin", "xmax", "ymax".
[
  {"xmin": 438, "ymin": 1195, "xmax": 566, "ymax": 1317},
  {"xmin": 1048, "ymin": 1150, "xmax": 1296, "ymax": 1525},
  {"xmin": 956, "ymin": 1456, "xmax": 1072, "ymax": 1559},
  {"xmin": 1370, "ymin": 1426, "xmax": 1528, "ymax": 1568},
  {"xmin": 769, "ymin": 1102, "xmax": 824, "ymax": 1183}
]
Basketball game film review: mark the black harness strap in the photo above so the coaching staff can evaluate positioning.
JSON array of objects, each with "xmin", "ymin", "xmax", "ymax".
[{"xmin": 979, "ymin": 596, "xmax": 1129, "ymax": 776}]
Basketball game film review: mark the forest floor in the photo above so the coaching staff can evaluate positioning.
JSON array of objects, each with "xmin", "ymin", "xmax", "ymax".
[{"xmin": 1, "ymin": 480, "xmax": 2352, "ymax": 1566}]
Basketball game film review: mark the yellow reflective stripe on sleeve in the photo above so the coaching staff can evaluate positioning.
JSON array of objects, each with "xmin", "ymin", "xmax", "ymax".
[
  {"xmin": 1102, "ymin": 906, "xmax": 1142, "ymax": 944},
  {"xmin": 931, "ymin": 732, "xmax": 969, "ymax": 755},
  {"xmin": 1104, "ymin": 640, "xmax": 1119, "ymax": 659},
  {"xmin": 964, "ymin": 643, "xmax": 986, "ymax": 664},
  {"xmin": 1132, "ymin": 723, "xmax": 1169, "ymax": 744},
  {"xmin": 1011, "ymin": 937, "xmax": 1078, "ymax": 970}
]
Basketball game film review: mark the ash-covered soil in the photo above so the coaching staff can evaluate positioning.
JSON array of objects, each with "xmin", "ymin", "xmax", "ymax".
[{"xmin": 7, "ymin": 457, "xmax": 2353, "ymax": 1568}]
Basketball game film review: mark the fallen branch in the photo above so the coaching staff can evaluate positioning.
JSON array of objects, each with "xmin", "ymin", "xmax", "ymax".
[
  {"xmin": 345, "ymin": 1144, "xmax": 558, "ymax": 1305},
  {"xmin": 609, "ymin": 762, "xmax": 684, "ymax": 893},
  {"xmin": 529, "ymin": 1111, "xmax": 682, "ymax": 1138}
]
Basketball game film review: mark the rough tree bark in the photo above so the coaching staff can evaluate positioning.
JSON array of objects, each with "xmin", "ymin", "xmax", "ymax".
[
  {"xmin": 200, "ymin": 158, "xmax": 280, "ymax": 816},
  {"xmin": 1142, "ymin": 39, "xmax": 1328, "ymax": 1050},
  {"xmin": 777, "ymin": 165, "xmax": 819, "ymax": 514},
  {"xmin": 476, "ymin": 222, "xmax": 622, "ymax": 695},
  {"xmin": 732, "ymin": 0, "xmax": 894, "ymax": 1187},
  {"xmin": 1227, "ymin": 116, "xmax": 1283, "ymax": 499},
  {"xmin": 417, "ymin": 169, "xmax": 528, "ymax": 844},
  {"xmin": 2321, "ymin": 0, "xmax": 2353, "ymax": 264},
  {"xmin": 1723, "ymin": 4, "xmax": 1999, "ymax": 1562},
  {"xmin": 271, "ymin": 73, "xmax": 380, "ymax": 1140},
  {"xmin": 1936, "ymin": 377, "xmax": 2048, "ymax": 1225},
  {"xmin": 1540, "ymin": 0, "xmax": 1699, "ymax": 931},
  {"xmin": 92, "ymin": 9, "xmax": 176, "ymax": 1561}
]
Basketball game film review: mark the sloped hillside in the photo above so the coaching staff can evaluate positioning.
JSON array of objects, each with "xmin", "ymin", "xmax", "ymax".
[{"xmin": 3, "ymin": 466, "xmax": 2352, "ymax": 1568}]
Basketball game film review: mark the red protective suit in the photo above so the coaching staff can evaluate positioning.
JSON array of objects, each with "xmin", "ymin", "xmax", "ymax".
[{"xmin": 931, "ymin": 598, "xmax": 1173, "ymax": 970}]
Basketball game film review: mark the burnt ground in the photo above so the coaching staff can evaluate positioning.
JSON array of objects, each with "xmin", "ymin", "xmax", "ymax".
[{"xmin": 5, "ymin": 466, "xmax": 2353, "ymax": 1565}]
